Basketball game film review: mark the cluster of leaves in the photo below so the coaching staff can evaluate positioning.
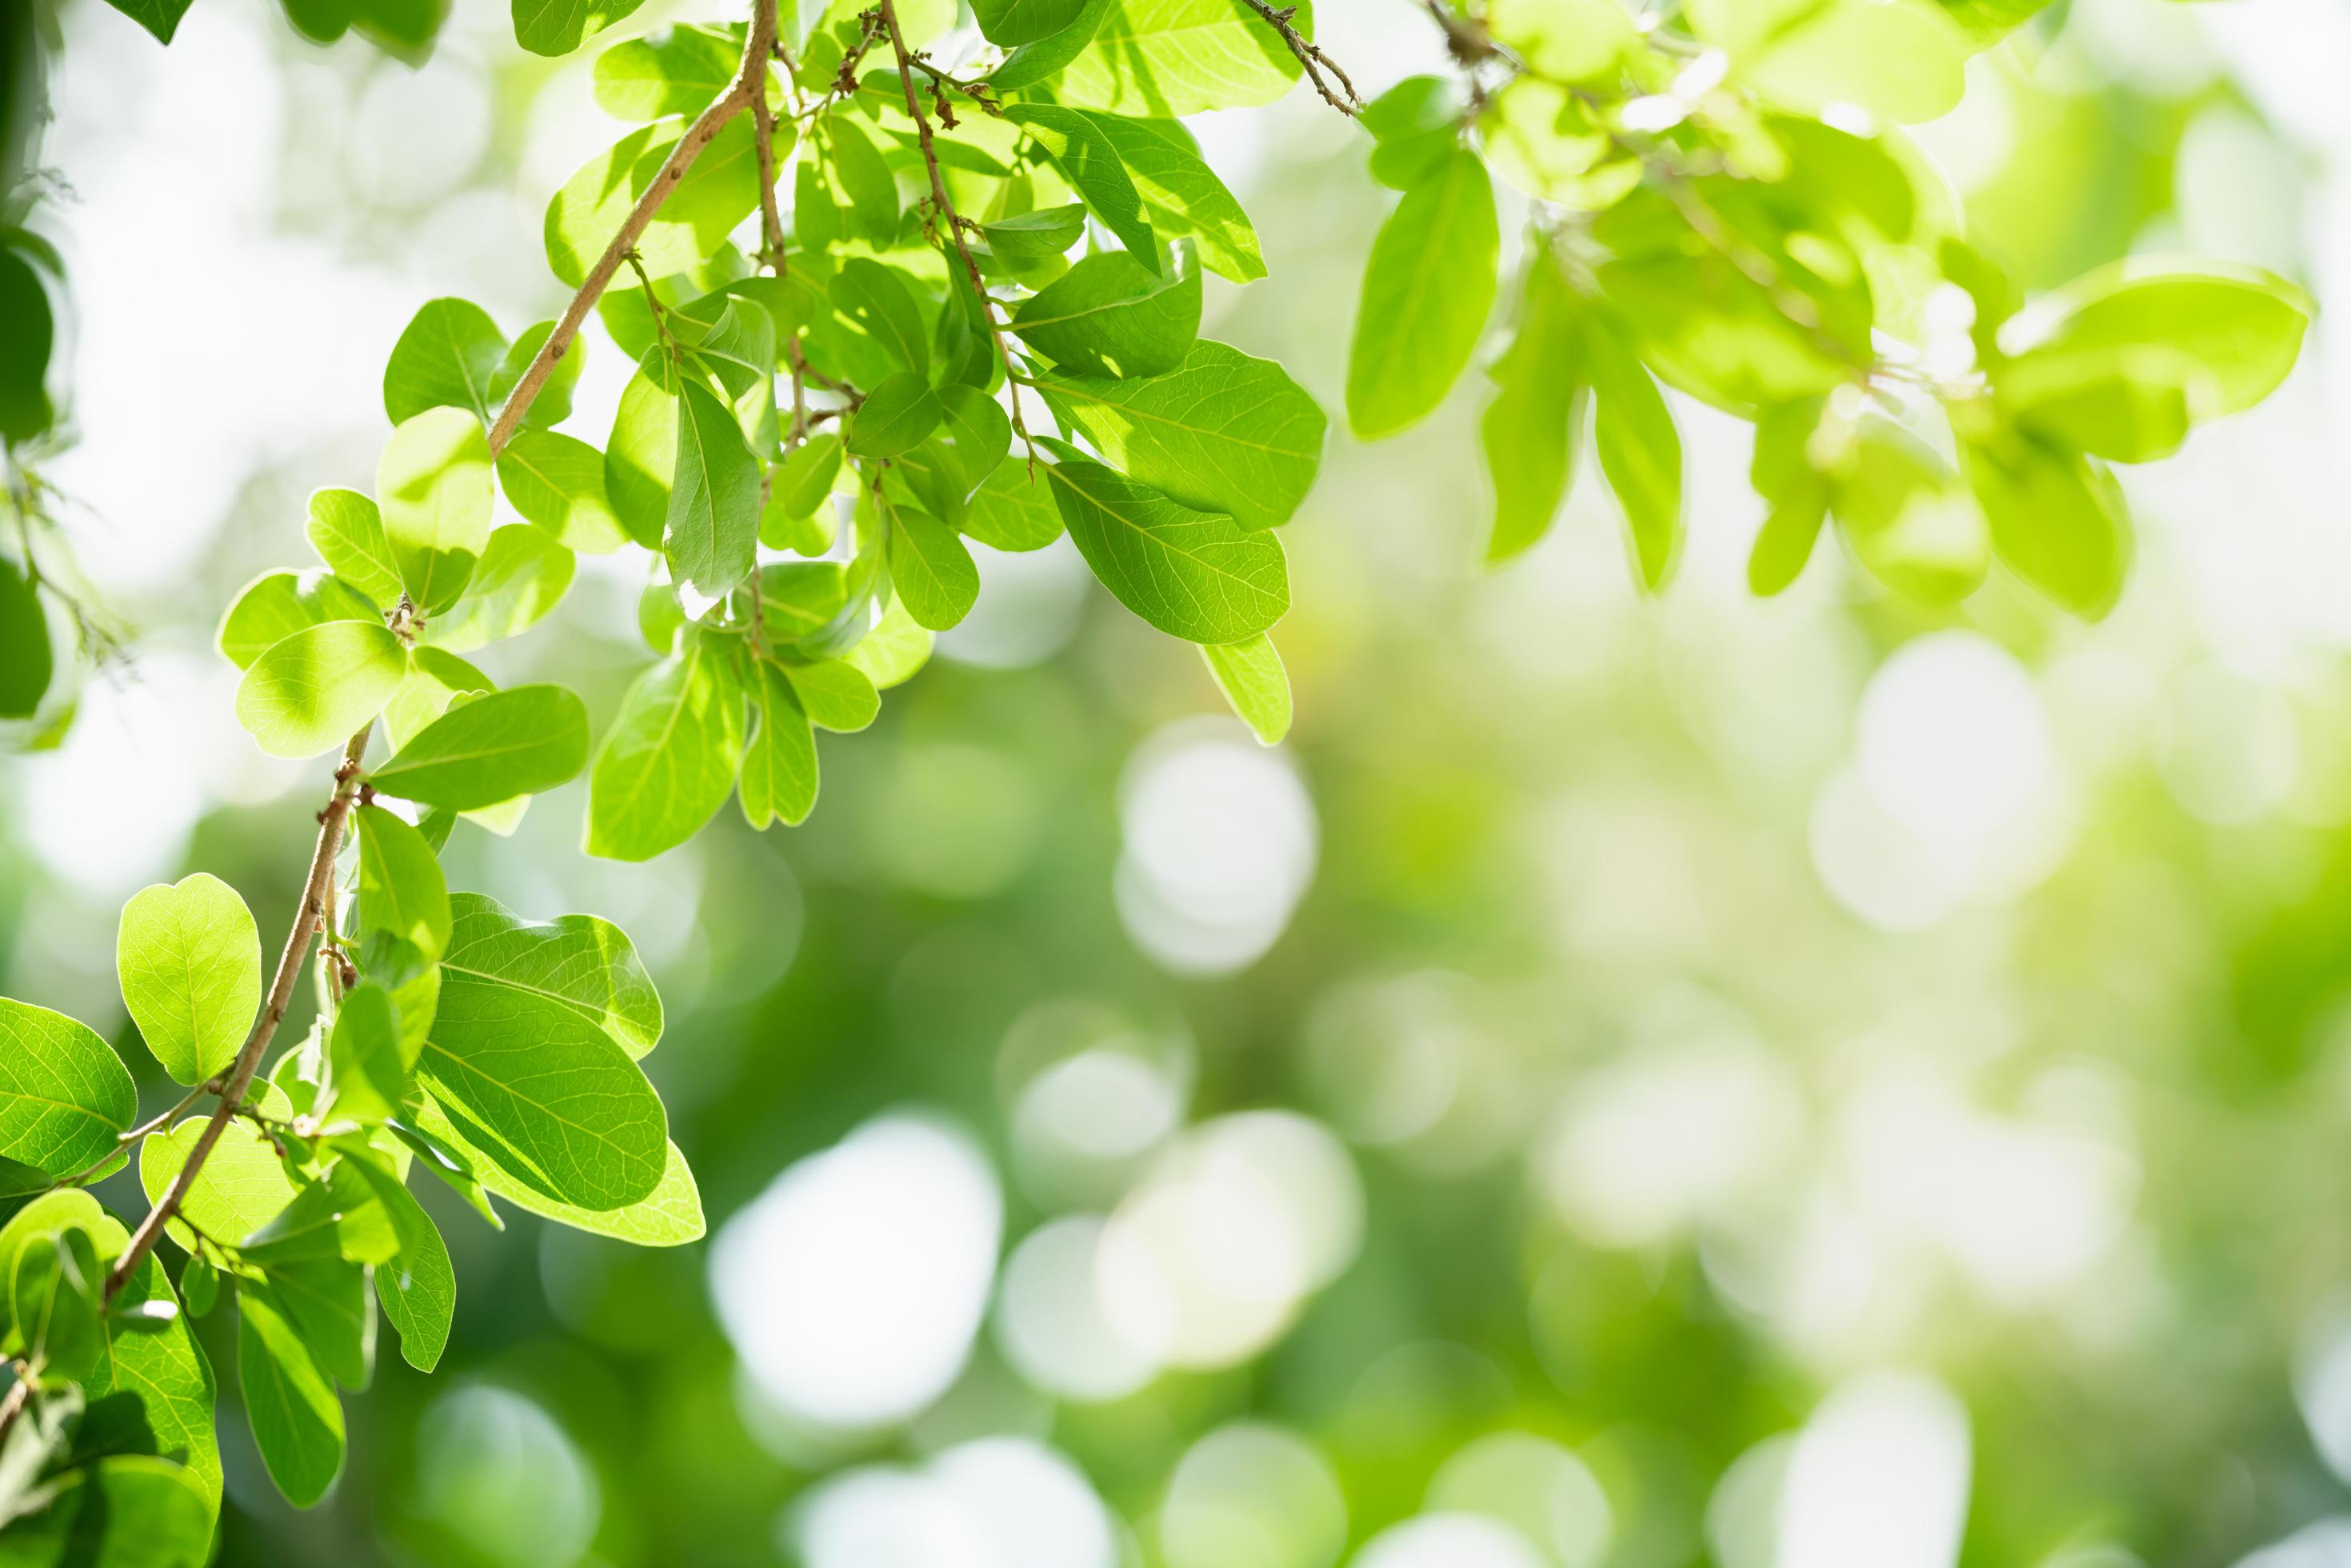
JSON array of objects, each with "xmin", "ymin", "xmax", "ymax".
[{"xmin": 1352, "ymin": 0, "xmax": 2312, "ymax": 613}]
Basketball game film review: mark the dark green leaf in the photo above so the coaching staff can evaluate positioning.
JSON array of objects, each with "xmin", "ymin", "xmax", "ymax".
[{"xmin": 236, "ymin": 1285, "xmax": 343, "ymax": 1507}]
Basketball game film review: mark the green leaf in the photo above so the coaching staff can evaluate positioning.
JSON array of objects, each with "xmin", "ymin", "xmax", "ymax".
[
  {"xmin": 138, "ymin": 1095, "xmax": 301, "ymax": 1255},
  {"xmin": 98, "ymin": 0, "xmax": 196, "ymax": 42},
  {"xmin": 0, "ymin": 1000, "xmax": 137, "ymax": 1180},
  {"xmin": 0, "ymin": 1194, "xmax": 107, "ymax": 1358},
  {"xmin": 671, "ymin": 293, "xmax": 778, "ymax": 401},
  {"xmin": 936, "ymin": 387, "xmax": 1014, "ymax": 494},
  {"xmin": 305, "ymin": 489, "xmax": 405, "ymax": 610},
  {"xmin": 666, "ymin": 380, "xmax": 762, "ymax": 598},
  {"xmin": 846, "ymin": 372, "xmax": 946, "ymax": 459},
  {"xmin": 1056, "ymin": 0, "xmax": 1307, "ymax": 117},
  {"xmin": 355, "ymin": 802, "xmax": 451, "ymax": 966},
  {"xmin": 0, "ymin": 558, "xmax": 50, "ymax": 722},
  {"xmin": 982, "ymin": 206, "xmax": 1088, "ymax": 260},
  {"xmin": 963, "ymin": 458, "xmax": 1066, "ymax": 551},
  {"xmin": 2001, "ymin": 265, "xmax": 2313, "ymax": 460},
  {"xmin": 545, "ymin": 115, "xmax": 794, "ymax": 286},
  {"xmin": 252, "ymin": 1251, "xmax": 374, "ymax": 1391},
  {"xmin": 343, "ymin": 1156, "xmax": 454, "ymax": 1372},
  {"xmin": 0, "ymin": 247, "xmax": 53, "ymax": 448},
  {"xmin": 1000, "ymin": 105, "xmax": 1161, "ymax": 270},
  {"xmin": 1481, "ymin": 256, "xmax": 1585, "ymax": 564},
  {"xmin": 441, "ymin": 892, "xmax": 662, "ymax": 1059},
  {"xmin": 1045, "ymin": 452, "xmax": 1288, "ymax": 641},
  {"xmin": 1829, "ymin": 418, "xmax": 1988, "ymax": 604},
  {"xmin": 885, "ymin": 500, "xmax": 981, "ymax": 632},
  {"xmin": 1348, "ymin": 148, "xmax": 1497, "ymax": 440},
  {"xmin": 14, "ymin": 1230, "xmax": 102, "ymax": 1382},
  {"xmin": 593, "ymin": 22, "xmax": 743, "ymax": 118},
  {"xmin": 1041, "ymin": 340, "xmax": 1325, "ymax": 532},
  {"xmin": 1746, "ymin": 402, "xmax": 1831, "ymax": 597},
  {"xmin": 379, "ymin": 406, "xmax": 494, "ymax": 615},
  {"xmin": 416, "ymin": 985, "xmax": 669, "ymax": 1210},
  {"xmin": 829, "ymin": 259, "xmax": 931, "ymax": 377},
  {"xmin": 825, "ymin": 117, "xmax": 901, "ymax": 245},
  {"xmin": 843, "ymin": 598, "xmax": 934, "ymax": 689},
  {"xmin": 85, "ymin": 1254, "xmax": 220, "ymax": 1515},
  {"xmin": 1967, "ymin": 436, "xmax": 2129, "ymax": 617},
  {"xmin": 216, "ymin": 570, "xmax": 380, "ymax": 672},
  {"xmin": 779, "ymin": 657, "xmax": 879, "ymax": 734},
  {"xmin": 606, "ymin": 368, "xmax": 678, "ymax": 550},
  {"xmin": 514, "ymin": 0, "xmax": 645, "ymax": 54},
  {"xmin": 382, "ymin": 298, "xmax": 506, "ymax": 426},
  {"xmin": 740, "ymin": 659, "xmax": 818, "ymax": 830},
  {"xmin": 0, "ymin": 1455, "xmax": 214, "ymax": 1568},
  {"xmin": 1086, "ymin": 115, "xmax": 1264, "ymax": 283},
  {"xmin": 383, "ymin": 646, "xmax": 492, "ymax": 751},
  {"xmin": 1201, "ymin": 634, "xmax": 1290, "ymax": 744},
  {"xmin": 1686, "ymin": 0, "xmax": 1965, "ymax": 122},
  {"xmin": 486, "ymin": 322, "xmax": 586, "ymax": 434},
  {"xmin": 1475, "ymin": 77, "xmax": 1640, "ymax": 211},
  {"xmin": 325, "ymin": 982, "xmax": 409, "ymax": 1125},
  {"xmin": 422, "ymin": 524, "xmax": 574, "ymax": 654},
  {"xmin": 116, "ymin": 874, "xmax": 260, "ymax": 1086},
  {"xmin": 461, "ymin": 1136, "xmax": 703, "ymax": 1246},
  {"xmin": 990, "ymin": 0, "xmax": 1114, "ymax": 89},
  {"xmin": 1586, "ymin": 325, "xmax": 1681, "ymax": 591},
  {"xmin": 1014, "ymin": 244, "xmax": 1200, "ymax": 379},
  {"xmin": 975, "ymin": 0, "xmax": 1090, "ymax": 45},
  {"xmin": 1485, "ymin": 0, "xmax": 1636, "ymax": 81},
  {"xmin": 497, "ymin": 430, "xmax": 628, "ymax": 554},
  {"xmin": 236, "ymin": 1285, "xmax": 343, "ymax": 1508},
  {"xmin": 586, "ymin": 631, "xmax": 746, "ymax": 861},
  {"xmin": 370, "ymin": 685, "xmax": 591, "ymax": 810}
]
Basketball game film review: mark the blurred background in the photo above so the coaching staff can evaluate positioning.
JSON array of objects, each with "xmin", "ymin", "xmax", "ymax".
[{"xmin": 6, "ymin": 0, "xmax": 2351, "ymax": 1562}]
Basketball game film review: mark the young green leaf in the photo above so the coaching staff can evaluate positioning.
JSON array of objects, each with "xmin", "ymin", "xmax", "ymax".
[
  {"xmin": 355, "ymin": 803, "xmax": 452, "ymax": 966},
  {"xmin": 1481, "ymin": 256, "xmax": 1586, "ymax": 564},
  {"xmin": 369, "ymin": 685, "xmax": 592, "ymax": 810},
  {"xmin": 846, "ymin": 372, "xmax": 946, "ymax": 459},
  {"xmin": 138, "ymin": 1094, "xmax": 302, "ymax": 1254},
  {"xmin": 1045, "ymin": 453, "xmax": 1289, "ymax": 642},
  {"xmin": 546, "ymin": 116, "xmax": 794, "ymax": 285},
  {"xmin": 963, "ymin": 458, "xmax": 1066, "ymax": 551},
  {"xmin": 982, "ymin": 205, "xmax": 1089, "ymax": 260},
  {"xmin": 441, "ymin": 892, "xmax": 662, "ymax": 1059},
  {"xmin": 779, "ymin": 657, "xmax": 880, "ymax": 734},
  {"xmin": 1967, "ymin": 436, "xmax": 2130, "ymax": 617},
  {"xmin": 974, "ymin": 0, "xmax": 1089, "ymax": 46},
  {"xmin": 455, "ymin": 1134, "xmax": 705, "ymax": 1246},
  {"xmin": 1041, "ymin": 341, "xmax": 1325, "ymax": 532},
  {"xmin": 116, "ymin": 873, "xmax": 261, "ymax": 1086},
  {"xmin": 424, "ymin": 524, "xmax": 575, "ymax": 654},
  {"xmin": 0, "ymin": 1001, "xmax": 138, "ymax": 1181},
  {"xmin": 382, "ymin": 298, "xmax": 507, "ymax": 426},
  {"xmin": 1829, "ymin": 418, "xmax": 1989, "ymax": 604},
  {"xmin": 1013, "ymin": 245, "xmax": 1201, "ymax": 379},
  {"xmin": 490, "ymin": 321, "xmax": 586, "ymax": 434},
  {"xmin": 1000, "ymin": 105, "xmax": 1160, "ymax": 270},
  {"xmin": 324, "ymin": 982, "xmax": 409, "ymax": 1126},
  {"xmin": 1201, "ymin": 634, "xmax": 1292, "ymax": 745},
  {"xmin": 1054, "ymin": 0, "xmax": 1307, "ymax": 116},
  {"xmin": 936, "ymin": 387, "xmax": 1014, "ymax": 497},
  {"xmin": 593, "ymin": 22, "xmax": 743, "ymax": 118},
  {"xmin": 989, "ymin": 0, "xmax": 1112, "ymax": 90},
  {"xmin": 606, "ymin": 367, "xmax": 678, "ymax": 550},
  {"xmin": 1348, "ymin": 148, "xmax": 1499, "ymax": 440},
  {"xmin": 885, "ymin": 502, "xmax": 982, "ymax": 632},
  {"xmin": 306, "ymin": 488, "xmax": 406, "ymax": 610},
  {"xmin": 740, "ymin": 659, "xmax": 819, "ymax": 830},
  {"xmin": 586, "ymin": 632, "xmax": 747, "ymax": 862},
  {"xmin": 829, "ymin": 259, "xmax": 932, "ymax": 378},
  {"xmin": 1586, "ymin": 325, "xmax": 1682, "ymax": 590},
  {"xmin": 237, "ymin": 1284, "xmax": 345, "ymax": 1507},
  {"xmin": 498, "ymin": 430, "xmax": 630, "ymax": 554},
  {"xmin": 825, "ymin": 116, "xmax": 902, "ymax": 245},
  {"xmin": 666, "ymin": 380, "xmax": 763, "ymax": 598},
  {"xmin": 217, "ymin": 570, "xmax": 382, "ymax": 670},
  {"xmin": 842, "ymin": 598, "xmax": 934, "ymax": 690},
  {"xmin": 379, "ymin": 406, "xmax": 494, "ymax": 615}
]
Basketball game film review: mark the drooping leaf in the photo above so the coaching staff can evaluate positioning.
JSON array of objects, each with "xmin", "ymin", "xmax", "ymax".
[
  {"xmin": 236, "ymin": 1284, "xmax": 343, "ymax": 1508},
  {"xmin": 665, "ymin": 380, "xmax": 762, "ymax": 598},
  {"xmin": 1967, "ymin": 435, "xmax": 2130, "ymax": 617},
  {"xmin": 0, "ymin": 1000, "xmax": 138, "ymax": 1181},
  {"xmin": 824, "ymin": 116, "xmax": 901, "ymax": 245},
  {"xmin": 85, "ymin": 1253, "xmax": 220, "ymax": 1514},
  {"xmin": 739, "ymin": 659, "xmax": 818, "ymax": 830},
  {"xmin": 884, "ymin": 501, "xmax": 981, "ymax": 632},
  {"xmin": 1481, "ymin": 254, "xmax": 1586, "ymax": 564},
  {"xmin": 411, "ymin": 1098, "xmax": 702, "ymax": 1245},
  {"xmin": 1586, "ymin": 324, "xmax": 1681, "ymax": 591},
  {"xmin": 324, "ymin": 982, "xmax": 408, "ymax": 1125},
  {"xmin": 974, "ymin": 0, "xmax": 1090, "ymax": 46},
  {"xmin": 1829, "ymin": 417, "xmax": 1989, "ymax": 604},
  {"xmin": 378, "ymin": 406, "xmax": 494, "ymax": 615},
  {"xmin": 606, "ymin": 368, "xmax": 678, "ymax": 550},
  {"xmin": 116, "ymin": 874, "xmax": 260, "ymax": 1086},
  {"xmin": 1348, "ymin": 148, "xmax": 1498, "ymax": 440},
  {"xmin": 1201, "ymin": 633, "xmax": 1291, "ymax": 745},
  {"xmin": 1044, "ymin": 452, "xmax": 1288, "ymax": 642},
  {"xmin": 1086, "ymin": 115, "xmax": 1264, "ymax": 282},
  {"xmin": 962, "ymin": 458, "xmax": 1066, "ymax": 551},
  {"xmin": 369, "ymin": 685, "xmax": 591, "ymax": 810},
  {"xmin": 1000, "ymin": 105, "xmax": 1160, "ymax": 269},
  {"xmin": 990, "ymin": 0, "xmax": 1113, "ymax": 90},
  {"xmin": 778, "ymin": 658, "xmax": 879, "ymax": 734},
  {"xmin": 342, "ymin": 1155, "xmax": 454, "ymax": 1372},
  {"xmin": 842, "ymin": 598, "xmax": 934, "ymax": 690},
  {"xmin": 828, "ymin": 259, "xmax": 931, "ymax": 378},
  {"xmin": 585, "ymin": 631, "xmax": 746, "ymax": 862},
  {"xmin": 486, "ymin": 322, "xmax": 586, "ymax": 434}
]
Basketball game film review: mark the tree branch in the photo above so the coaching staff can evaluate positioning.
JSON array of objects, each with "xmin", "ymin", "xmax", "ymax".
[
  {"xmin": 874, "ymin": 0, "xmax": 1034, "ymax": 462},
  {"xmin": 105, "ymin": 725, "xmax": 374, "ymax": 1302},
  {"xmin": 485, "ymin": 0, "xmax": 781, "ymax": 458},
  {"xmin": 1240, "ymin": 0, "xmax": 1361, "ymax": 114}
]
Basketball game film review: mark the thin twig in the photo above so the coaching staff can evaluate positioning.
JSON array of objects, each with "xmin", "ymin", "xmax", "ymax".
[
  {"xmin": 1239, "ymin": 0, "xmax": 1361, "ymax": 114},
  {"xmin": 750, "ymin": 53, "xmax": 788, "ymax": 274},
  {"xmin": 874, "ymin": 0, "xmax": 1034, "ymax": 464},
  {"xmin": 106, "ymin": 726, "xmax": 373, "ymax": 1302},
  {"xmin": 484, "ymin": 0, "xmax": 781, "ymax": 458},
  {"xmin": 0, "ymin": 1373, "xmax": 30, "ymax": 1455}
]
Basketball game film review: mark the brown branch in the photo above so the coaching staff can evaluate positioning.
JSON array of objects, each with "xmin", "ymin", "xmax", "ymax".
[
  {"xmin": 105, "ymin": 726, "xmax": 373, "ymax": 1302},
  {"xmin": 485, "ymin": 0, "xmax": 781, "ymax": 458},
  {"xmin": 1240, "ymin": 0, "xmax": 1361, "ymax": 114},
  {"xmin": 875, "ymin": 0, "xmax": 1034, "ymax": 462},
  {"xmin": 750, "ymin": 42, "xmax": 788, "ymax": 274},
  {"xmin": 0, "ymin": 1372, "xmax": 29, "ymax": 1456}
]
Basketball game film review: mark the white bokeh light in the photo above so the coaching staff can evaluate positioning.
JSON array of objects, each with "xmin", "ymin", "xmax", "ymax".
[
  {"xmin": 1775, "ymin": 1372, "xmax": 1971, "ymax": 1568},
  {"xmin": 1160, "ymin": 1423, "xmax": 1349, "ymax": 1568},
  {"xmin": 994, "ymin": 1217, "xmax": 1161, "ymax": 1403},
  {"xmin": 792, "ymin": 1438, "xmax": 1118, "ymax": 1568},
  {"xmin": 1116, "ymin": 722, "xmax": 1318, "ymax": 975},
  {"xmin": 1426, "ymin": 1433, "xmax": 1613, "ymax": 1568},
  {"xmin": 711, "ymin": 1114, "xmax": 1002, "ymax": 1432},
  {"xmin": 1349, "ymin": 1515, "xmax": 1549, "ymax": 1568}
]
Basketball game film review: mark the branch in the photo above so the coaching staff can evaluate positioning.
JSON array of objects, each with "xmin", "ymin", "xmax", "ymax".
[
  {"xmin": 485, "ymin": 0, "xmax": 781, "ymax": 458},
  {"xmin": 750, "ymin": 34, "xmax": 788, "ymax": 273},
  {"xmin": 875, "ymin": 0, "xmax": 1034, "ymax": 462},
  {"xmin": 105, "ymin": 725, "xmax": 373, "ymax": 1302},
  {"xmin": 1240, "ymin": 0, "xmax": 1361, "ymax": 114}
]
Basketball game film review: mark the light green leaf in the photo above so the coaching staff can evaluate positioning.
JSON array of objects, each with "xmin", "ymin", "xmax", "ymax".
[
  {"xmin": 936, "ymin": 387, "xmax": 1014, "ymax": 497},
  {"xmin": 1685, "ymin": 0, "xmax": 1966, "ymax": 122},
  {"xmin": 1045, "ymin": 452, "xmax": 1288, "ymax": 641},
  {"xmin": 1481, "ymin": 255, "xmax": 1585, "ymax": 563},
  {"xmin": 666, "ymin": 380, "xmax": 762, "ymax": 598},
  {"xmin": 975, "ymin": 0, "xmax": 1090, "ymax": 45},
  {"xmin": 355, "ymin": 802, "xmax": 451, "ymax": 965},
  {"xmin": 1967, "ymin": 436, "xmax": 2130, "ymax": 617},
  {"xmin": 982, "ymin": 205, "xmax": 1088, "ymax": 260},
  {"xmin": 779, "ymin": 658, "xmax": 879, "ymax": 734},
  {"xmin": 586, "ymin": 631, "xmax": 746, "ymax": 862},
  {"xmin": 253, "ymin": 1250, "xmax": 374, "ymax": 1392},
  {"xmin": 545, "ymin": 115, "xmax": 794, "ymax": 286},
  {"xmin": 1829, "ymin": 418, "xmax": 1989, "ymax": 603},
  {"xmin": 0, "ymin": 1000, "xmax": 136, "ymax": 1180},
  {"xmin": 86, "ymin": 1254, "xmax": 220, "ymax": 1515},
  {"xmin": 606, "ymin": 367, "xmax": 678, "ymax": 550},
  {"xmin": 216, "ymin": 570, "xmax": 380, "ymax": 671},
  {"xmin": 842, "ymin": 598, "xmax": 934, "ymax": 690},
  {"xmin": 138, "ymin": 1099, "xmax": 301, "ymax": 1257},
  {"xmin": 236, "ymin": 1285, "xmax": 343, "ymax": 1508},
  {"xmin": 370, "ymin": 685, "xmax": 591, "ymax": 810},
  {"xmin": 1014, "ymin": 244, "xmax": 1200, "ymax": 379},
  {"xmin": 1041, "ymin": 340, "xmax": 1325, "ymax": 531},
  {"xmin": 885, "ymin": 501, "xmax": 980, "ymax": 632},
  {"xmin": 593, "ymin": 22, "xmax": 743, "ymax": 119},
  {"xmin": 0, "ymin": 1194, "xmax": 110, "ymax": 1358},
  {"xmin": 343, "ymin": 1156, "xmax": 454, "ymax": 1372},
  {"xmin": 1056, "ymin": 0, "xmax": 1306, "ymax": 117},
  {"xmin": 382, "ymin": 298, "xmax": 507, "ymax": 427},
  {"xmin": 116, "ymin": 874, "xmax": 259, "ymax": 1086},
  {"xmin": 441, "ymin": 892, "xmax": 662, "ymax": 1060},
  {"xmin": 463, "ymin": 1136, "xmax": 703, "ymax": 1246},
  {"xmin": 825, "ymin": 116, "xmax": 901, "ymax": 245},
  {"xmin": 1086, "ymin": 115, "xmax": 1264, "ymax": 282},
  {"xmin": 497, "ymin": 430, "xmax": 629, "ymax": 554},
  {"xmin": 325, "ymin": 982, "xmax": 408, "ymax": 1126},
  {"xmin": 487, "ymin": 322, "xmax": 586, "ymax": 434},
  {"xmin": 379, "ymin": 406, "xmax": 494, "ymax": 615},
  {"xmin": 739, "ymin": 659, "xmax": 818, "ymax": 830},
  {"xmin": 383, "ymin": 646, "xmax": 492, "ymax": 752},
  {"xmin": 1587, "ymin": 325, "xmax": 1681, "ymax": 591},
  {"xmin": 305, "ymin": 489, "xmax": 405, "ymax": 610},
  {"xmin": 1201, "ymin": 634, "xmax": 1290, "ymax": 744},
  {"xmin": 0, "ymin": 1455, "xmax": 214, "ymax": 1568},
  {"xmin": 417, "ymin": 985, "xmax": 669, "ymax": 1211},
  {"xmin": 1485, "ymin": 0, "xmax": 1636, "ymax": 81},
  {"xmin": 991, "ymin": 0, "xmax": 1114, "ymax": 89},
  {"xmin": 963, "ymin": 458, "xmax": 1066, "ymax": 551},
  {"xmin": 829, "ymin": 259, "xmax": 931, "ymax": 377},
  {"xmin": 846, "ymin": 372, "xmax": 946, "ymax": 459},
  {"xmin": 423, "ymin": 524, "xmax": 574, "ymax": 654},
  {"xmin": 1000, "ymin": 105, "xmax": 1160, "ymax": 269},
  {"xmin": 1348, "ymin": 148, "xmax": 1497, "ymax": 440},
  {"xmin": 514, "ymin": 0, "xmax": 646, "ymax": 56}
]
